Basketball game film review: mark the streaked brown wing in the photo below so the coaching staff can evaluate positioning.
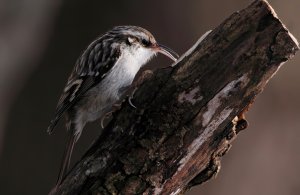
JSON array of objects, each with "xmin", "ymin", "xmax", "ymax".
[{"xmin": 47, "ymin": 39, "xmax": 121, "ymax": 134}]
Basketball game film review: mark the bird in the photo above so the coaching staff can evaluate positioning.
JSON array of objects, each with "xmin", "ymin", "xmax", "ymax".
[{"xmin": 47, "ymin": 25, "xmax": 179, "ymax": 190}]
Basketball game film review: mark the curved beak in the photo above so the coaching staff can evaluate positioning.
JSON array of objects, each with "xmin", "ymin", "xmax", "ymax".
[{"xmin": 154, "ymin": 43, "xmax": 179, "ymax": 62}]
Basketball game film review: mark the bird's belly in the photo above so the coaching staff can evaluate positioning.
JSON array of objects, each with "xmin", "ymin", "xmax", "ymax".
[
  {"xmin": 81, "ymin": 75, "xmax": 133, "ymax": 122},
  {"xmin": 82, "ymin": 87, "xmax": 117, "ymax": 122},
  {"xmin": 84, "ymin": 97, "xmax": 111, "ymax": 122}
]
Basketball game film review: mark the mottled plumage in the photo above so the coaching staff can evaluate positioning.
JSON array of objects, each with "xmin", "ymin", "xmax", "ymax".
[{"xmin": 47, "ymin": 26, "xmax": 178, "ymax": 191}]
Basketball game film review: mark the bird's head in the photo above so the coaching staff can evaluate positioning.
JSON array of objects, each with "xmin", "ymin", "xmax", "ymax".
[{"xmin": 108, "ymin": 26, "xmax": 179, "ymax": 63}]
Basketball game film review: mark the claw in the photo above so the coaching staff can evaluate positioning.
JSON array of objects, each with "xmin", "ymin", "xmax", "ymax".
[
  {"xmin": 128, "ymin": 96, "xmax": 137, "ymax": 109},
  {"xmin": 100, "ymin": 116, "xmax": 105, "ymax": 129},
  {"xmin": 128, "ymin": 88, "xmax": 138, "ymax": 109}
]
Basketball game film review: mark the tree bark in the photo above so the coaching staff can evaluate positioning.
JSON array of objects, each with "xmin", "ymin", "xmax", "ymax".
[{"xmin": 55, "ymin": 0, "xmax": 299, "ymax": 194}]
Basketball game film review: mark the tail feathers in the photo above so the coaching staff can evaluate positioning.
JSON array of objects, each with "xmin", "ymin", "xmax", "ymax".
[
  {"xmin": 50, "ymin": 132, "xmax": 76, "ymax": 193},
  {"xmin": 57, "ymin": 132, "xmax": 76, "ymax": 185},
  {"xmin": 47, "ymin": 118, "xmax": 60, "ymax": 135}
]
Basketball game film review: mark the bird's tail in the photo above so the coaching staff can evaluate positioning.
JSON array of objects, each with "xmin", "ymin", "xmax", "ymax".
[
  {"xmin": 49, "ymin": 131, "xmax": 76, "ymax": 194},
  {"xmin": 47, "ymin": 118, "xmax": 60, "ymax": 135}
]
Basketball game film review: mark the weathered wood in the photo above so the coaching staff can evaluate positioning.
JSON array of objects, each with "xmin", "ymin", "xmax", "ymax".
[{"xmin": 55, "ymin": 0, "xmax": 299, "ymax": 194}]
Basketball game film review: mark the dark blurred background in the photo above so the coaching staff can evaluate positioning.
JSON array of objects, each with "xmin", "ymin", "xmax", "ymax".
[{"xmin": 0, "ymin": 0, "xmax": 299, "ymax": 194}]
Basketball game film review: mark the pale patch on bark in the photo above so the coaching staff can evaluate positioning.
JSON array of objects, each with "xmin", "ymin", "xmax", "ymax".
[
  {"xmin": 170, "ymin": 188, "xmax": 182, "ymax": 195},
  {"xmin": 85, "ymin": 156, "xmax": 109, "ymax": 176},
  {"xmin": 178, "ymin": 107, "xmax": 233, "ymax": 172},
  {"xmin": 178, "ymin": 87, "xmax": 203, "ymax": 105},
  {"xmin": 201, "ymin": 74, "xmax": 250, "ymax": 127},
  {"xmin": 153, "ymin": 187, "xmax": 162, "ymax": 195},
  {"xmin": 177, "ymin": 75, "xmax": 250, "ymax": 172}
]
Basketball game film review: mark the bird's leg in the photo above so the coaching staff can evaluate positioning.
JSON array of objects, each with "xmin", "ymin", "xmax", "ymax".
[{"xmin": 100, "ymin": 103, "xmax": 124, "ymax": 128}]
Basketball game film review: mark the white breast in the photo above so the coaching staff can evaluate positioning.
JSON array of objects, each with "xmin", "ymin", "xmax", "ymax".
[
  {"xmin": 82, "ymin": 45, "xmax": 155, "ymax": 123},
  {"xmin": 103, "ymin": 46, "xmax": 155, "ymax": 95}
]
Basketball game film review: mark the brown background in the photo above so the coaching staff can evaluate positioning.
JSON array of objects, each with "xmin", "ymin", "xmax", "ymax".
[{"xmin": 0, "ymin": 0, "xmax": 299, "ymax": 194}]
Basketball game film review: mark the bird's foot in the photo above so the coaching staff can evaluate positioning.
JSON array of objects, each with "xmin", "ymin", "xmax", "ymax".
[
  {"xmin": 100, "ymin": 111, "xmax": 113, "ymax": 129},
  {"xmin": 112, "ymin": 102, "xmax": 122, "ymax": 109}
]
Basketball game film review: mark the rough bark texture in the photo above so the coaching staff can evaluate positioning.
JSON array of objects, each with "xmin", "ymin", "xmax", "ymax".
[{"xmin": 55, "ymin": 0, "xmax": 299, "ymax": 194}]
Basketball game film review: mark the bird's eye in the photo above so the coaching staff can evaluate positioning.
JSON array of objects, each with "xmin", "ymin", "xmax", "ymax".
[{"xmin": 141, "ymin": 39, "xmax": 150, "ymax": 47}]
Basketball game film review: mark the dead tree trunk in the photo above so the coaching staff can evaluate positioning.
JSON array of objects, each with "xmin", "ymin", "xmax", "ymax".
[{"xmin": 55, "ymin": 0, "xmax": 299, "ymax": 194}]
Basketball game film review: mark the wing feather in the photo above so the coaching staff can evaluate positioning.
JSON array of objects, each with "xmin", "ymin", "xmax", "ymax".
[{"xmin": 47, "ymin": 37, "xmax": 121, "ymax": 134}]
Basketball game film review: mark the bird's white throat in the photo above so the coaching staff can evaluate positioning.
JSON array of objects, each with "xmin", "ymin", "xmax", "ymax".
[
  {"xmin": 100, "ymin": 45, "xmax": 155, "ymax": 101},
  {"xmin": 121, "ymin": 45, "xmax": 156, "ymax": 77}
]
